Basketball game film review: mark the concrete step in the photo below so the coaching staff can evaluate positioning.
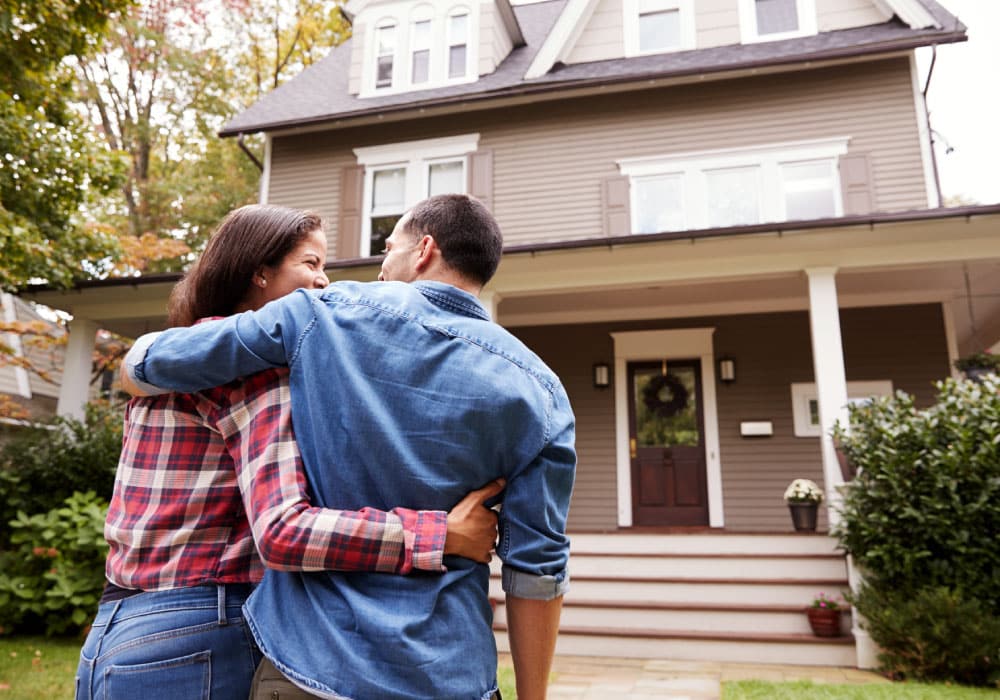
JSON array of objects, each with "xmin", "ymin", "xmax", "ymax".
[
  {"xmin": 566, "ymin": 552, "xmax": 848, "ymax": 580},
  {"xmin": 492, "ymin": 600, "xmax": 850, "ymax": 636},
  {"xmin": 568, "ymin": 533, "xmax": 842, "ymax": 556},
  {"xmin": 495, "ymin": 628, "xmax": 857, "ymax": 666}
]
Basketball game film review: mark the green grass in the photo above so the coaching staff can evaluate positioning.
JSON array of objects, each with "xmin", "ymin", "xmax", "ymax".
[
  {"xmin": 498, "ymin": 663, "xmax": 516, "ymax": 698},
  {"xmin": 0, "ymin": 635, "xmax": 81, "ymax": 700},
  {"xmin": 723, "ymin": 680, "xmax": 999, "ymax": 699}
]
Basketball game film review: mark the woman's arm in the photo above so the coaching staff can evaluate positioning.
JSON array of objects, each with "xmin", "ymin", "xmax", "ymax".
[{"xmin": 217, "ymin": 369, "xmax": 502, "ymax": 573}]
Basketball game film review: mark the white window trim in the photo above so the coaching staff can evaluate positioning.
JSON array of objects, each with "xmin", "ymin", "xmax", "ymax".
[
  {"xmin": 354, "ymin": 134, "xmax": 479, "ymax": 256},
  {"xmin": 790, "ymin": 380, "xmax": 893, "ymax": 437},
  {"xmin": 623, "ymin": 0, "xmax": 695, "ymax": 58},
  {"xmin": 408, "ymin": 9, "xmax": 434, "ymax": 86},
  {"xmin": 360, "ymin": 2, "xmax": 479, "ymax": 98},
  {"xmin": 618, "ymin": 137, "xmax": 849, "ymax": 232},
  {"xmin": 737, "ymin": 0, "xmax": 817, "ymax": 44}
]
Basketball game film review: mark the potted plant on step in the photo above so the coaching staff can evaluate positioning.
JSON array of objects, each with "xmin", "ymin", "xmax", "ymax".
[
  {"xmin": 806, "ymin": 592, "xmax": 843, "ymax": 637},
  {"xmin": 953, "ymin": 351, "xmax": 1000, "ymax": 383},
  {"xmin": 783, "ymin": 478, "xmax": 823, "ymax": 532}
]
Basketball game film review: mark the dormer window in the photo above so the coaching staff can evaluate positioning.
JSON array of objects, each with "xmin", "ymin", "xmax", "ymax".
[
  {"xmin": 738, "ymin": 0, "xmax": 817, "ymax": 42},
  {"xmin": 375, "ymin": 22, "xmax": 396, "ymax": 88},
  {"xmin": 448, "ymin": 12, "xmax": 469, "ymax": 79},
  {"xmin": 364, "ymin": 5, "xmax": 478, "ymax": 96},
  {"xmin": 411, "ymin": 19, "xmax": 431, "ymax": 84},
  {"xmin": 623, "ymin": 0, "xmax": 694, "ymax": 58}
]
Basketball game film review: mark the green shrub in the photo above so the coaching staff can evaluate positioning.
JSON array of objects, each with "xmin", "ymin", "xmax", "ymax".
[
  {"xmin": 833, "ymin": 375, "xmax": 1000, "ymax": 685},
  {"xmin": 850, "ymin": 586, "xmax": 1000, "ymax": 687},
  {"xmin": 0, "ymin": 491, "xmax": 109, "ymax": 636},
  {"xmin": 0, "ymin": 401, "xmax": 122, "ymax": 547}
]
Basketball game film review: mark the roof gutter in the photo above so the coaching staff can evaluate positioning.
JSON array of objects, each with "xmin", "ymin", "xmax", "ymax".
[
  {"xmin": 236, "ymin": 133, "xmax": 264, "ymax": 172},
  {"xmin": 218, "ymin": 29, "xmax": 967, "ymax": 138}
]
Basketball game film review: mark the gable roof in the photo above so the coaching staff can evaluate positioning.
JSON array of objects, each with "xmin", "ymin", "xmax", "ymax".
[{"xmin": 219, "ymin": 0, "xmax": 964, "ymax": 137}]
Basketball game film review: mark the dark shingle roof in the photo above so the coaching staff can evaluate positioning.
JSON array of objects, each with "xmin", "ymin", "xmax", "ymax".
[{"xmin": 220, "ymin": 0, "xmax": 964, "ymax": 136}]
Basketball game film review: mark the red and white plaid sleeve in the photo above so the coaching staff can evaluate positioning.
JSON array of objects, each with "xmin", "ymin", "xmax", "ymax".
[{"xmin": 212, "ymin": 369, "xmax": 447, "ymax": 574}]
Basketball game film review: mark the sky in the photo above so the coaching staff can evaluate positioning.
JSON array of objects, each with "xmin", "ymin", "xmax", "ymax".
[{"xmin": 916, "ymin": 0, "xmax": 1000, "ymax": 205}]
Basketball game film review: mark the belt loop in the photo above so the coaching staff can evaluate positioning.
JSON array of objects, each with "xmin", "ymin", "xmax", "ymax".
[
  {"xmin": 94, "ymin": 600, "xmax": 123, "ymax": 658},
  {"xmin": 217, "ymin": 585, "xmax": 227, "ymax": 626}
]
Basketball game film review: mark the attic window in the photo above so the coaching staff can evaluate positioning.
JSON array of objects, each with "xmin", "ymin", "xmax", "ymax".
[
  {"xmin": 624, "ymin": 0, "xmax": 693, "ymax": 57},
  {"xmin": 448, "ymin": 13, "xmax": 469, "ymax": 79},
  {"xmin": 738, "ymin": 0, "xmax": 816, "ymax": 42},
  {"xmin": 411, "ymin": 19, "xmax": 431, "ymax": 84},
  {"xmin": 375, "ymin": 23, "xmax": 396, "ymax": 88}
]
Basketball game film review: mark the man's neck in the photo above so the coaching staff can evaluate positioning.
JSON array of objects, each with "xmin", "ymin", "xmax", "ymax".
[{"xmin": 416, "ymin": 271, "xmax": 481, "ymax": 297}]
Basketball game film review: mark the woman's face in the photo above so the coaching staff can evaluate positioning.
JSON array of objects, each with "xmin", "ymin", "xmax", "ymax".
[{"xmin": 257, "ymin": 228, "xmax": 329, "ymax": 307}]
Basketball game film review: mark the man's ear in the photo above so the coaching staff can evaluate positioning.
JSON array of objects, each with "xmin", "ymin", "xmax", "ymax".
[{"xmin": 414, "ymin": 235, "xmax": 437, "ymax": 272}]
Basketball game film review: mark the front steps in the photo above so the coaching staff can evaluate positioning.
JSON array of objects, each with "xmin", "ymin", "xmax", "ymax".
[{"xmin": 490, "ymin": 533, "xmax": 856, "ymax": 667}]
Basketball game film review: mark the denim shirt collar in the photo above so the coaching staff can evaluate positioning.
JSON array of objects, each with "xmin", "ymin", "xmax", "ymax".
[{"xmin": 412, "ymin": 281, "xmax": 490, "ymax": 321}]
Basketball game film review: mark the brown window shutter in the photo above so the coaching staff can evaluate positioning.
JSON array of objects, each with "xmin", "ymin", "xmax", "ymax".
[
  {"xmin": 602, "ymin": 175, "xmax": 631, "ymax": 236},
  {"xmin": 839, "ymin": 154, "xmax": 874, "ymax": 216},
  {"xmin": 467, "ymin": 149, "xmax": 494, "ymax": 212},
  {"xmin": 337, "ymin": 165, "xmax": 365, "ymax": 259}
]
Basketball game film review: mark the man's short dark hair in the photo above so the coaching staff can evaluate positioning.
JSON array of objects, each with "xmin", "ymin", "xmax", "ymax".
[{"xmin": 403, "ymin": 194, "xmax": 503, "ymax": 286}]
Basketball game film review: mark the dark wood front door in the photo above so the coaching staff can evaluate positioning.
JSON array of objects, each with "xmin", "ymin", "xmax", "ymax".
[{"xmin": 628, "ymin": 360, "xmax": 709, "ymax": 527}]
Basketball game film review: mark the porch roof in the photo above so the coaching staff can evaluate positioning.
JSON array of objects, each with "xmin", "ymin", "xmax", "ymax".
[{"xmin": 22, "ymin": 204, "xmax": 1000, "ymax": 351}]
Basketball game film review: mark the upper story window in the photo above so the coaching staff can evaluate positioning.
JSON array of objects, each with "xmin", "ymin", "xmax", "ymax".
[
  {"xmin": 738, "ymin": 0, "xmax": 817, "ymax": 42},
  {"xmin": 448, "ymin": 12, "xmax": 469, "ymax": 79},
  {"xmin": 354, "ymin": 134, "xmax": 479, "ymax": 256},
  {"xmin": 618, "ymin": 138, "xmax": 848, "ymax": 234},
  {"xmin": 363, "ymin": 4, "xmax": 477, "ymax": 97},
  {"xmin": 375, "ymin": 22, "xmax": 396, "ymax": 88},
  {"xmin": 624, "ymin": 0, "xmax": 694, "ymax": 57}
]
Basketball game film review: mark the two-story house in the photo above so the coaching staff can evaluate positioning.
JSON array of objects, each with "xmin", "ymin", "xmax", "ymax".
[{"xmin": 28, "ymin": 0, "xmax": 1000, "ymax": 667}]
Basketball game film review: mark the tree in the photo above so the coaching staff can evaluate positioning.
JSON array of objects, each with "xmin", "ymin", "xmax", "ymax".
[{"xmin": 0, "ymin": 0, "xmax": 133, "ymax": 291}]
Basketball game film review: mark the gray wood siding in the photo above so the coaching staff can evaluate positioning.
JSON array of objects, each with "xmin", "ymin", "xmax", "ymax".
[
  {"xmin": 566, "ymin": 0, "xmax": 889, "ymax": 63},
  {"xmin": 510, "ymin": 303, "xmax": 949, "ymax": 532},
  {"xmin": 269, "ymin": 137, "xmax": 356, "ymax": 262},
  {"xmin": 817, "ymin": 0, "xmax": 889, "ymax": 32},
  {"xmin": 268, "ymin": 58, "xmax": 926, "ymax": 256}
]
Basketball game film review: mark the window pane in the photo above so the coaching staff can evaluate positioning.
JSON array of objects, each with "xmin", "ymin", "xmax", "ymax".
[
  {"xmin": 634, "ymin": 175, "xmax": 684, "ymax": 234},
  {"xmin": 706, "ymin": 166, "xmax": 760, "ymax": 227},
  {"xmin": 639, "ymin": 10, "xmax": 680, "ymax": 52},
  {"xmin": 783, "ymin": 160, "xmax": 836, "ymax": 220},
  {"xmin": 449, "ymin": 14, "xmax": 467, "ymax": 44},
  {"xmin": 370, "ymin": 215, "xmax": 402, "ymax": 257},
  {"xmin": 377, "ymin": 56, "xmax": 393, "ymax": 87},
  {"xmin": 376, "ymin": 24, "xmax": 395, "ymax": 88},
  {"xmin": 372, "ymin": 168, "xmax": 405, "ymax": 211},
  {"xmin": 756, "ymin": 0, "xmax": 799, "ymax": 34},
  {"xmin": 449, "ymin": 45, "xmax": 466, "ymax": 78},
  {"xmin": 428, "ymin": 160, "xmax": 464, "ymax": 196},
  {"xmin": 412, "ymin": 19, "xmax": 431, "ymax": 49},
  {"xmin": 634, "ymin": 366, "xmax": 700, "ymax": 448},
  {"xmin": 412, "ymin": 49, "xmax": 429, "ymax": 83}
]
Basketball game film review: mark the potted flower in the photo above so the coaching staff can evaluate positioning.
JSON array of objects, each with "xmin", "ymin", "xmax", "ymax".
[
  {"xmin": 953, "ymin": 351, "xmax": 1000, "ymax": 383},
  {"xmin": 806, "ymin": 592, "xmax": 844, "ymax": 637},
  {"xmin": 783, "ymin": 478, "xmax": 823, "ymax": 532}
]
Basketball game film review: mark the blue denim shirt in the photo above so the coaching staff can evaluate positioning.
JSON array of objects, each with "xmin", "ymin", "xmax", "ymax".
[{"xmin": 127, "ymin": 281, "xmax": 576, "ymax": 700}]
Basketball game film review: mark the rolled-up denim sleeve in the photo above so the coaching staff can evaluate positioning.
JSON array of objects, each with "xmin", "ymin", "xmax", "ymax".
[
  {"xmin": 498, "ymin": 385, "xmax": 576, "ymax": 600},
  {"xmin": 131, "ymin": 290, "xmax": 318, "ymax": 393}
]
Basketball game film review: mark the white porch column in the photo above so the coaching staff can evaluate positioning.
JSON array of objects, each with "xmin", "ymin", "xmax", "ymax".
[
  {"xmin": 804, "ymin": 267, "xmax": 848, "ymax": 522},
  {"xmin": 479, "ymin": 290, "xmax": 502, "ymax": 322},
  {"xmin": 56, "ymin": 317, "xmax": 99, "ymax": 420}
]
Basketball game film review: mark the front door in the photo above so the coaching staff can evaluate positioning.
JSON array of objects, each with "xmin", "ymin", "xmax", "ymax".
[{"xmin": 628, "ymin": 360, "xmax": 709, "ymax": 527}]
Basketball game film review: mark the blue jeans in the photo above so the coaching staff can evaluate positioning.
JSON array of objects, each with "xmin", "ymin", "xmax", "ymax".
[{"xmin": 76, "ymin": 584, "xmax": 261, "ymax": 700}]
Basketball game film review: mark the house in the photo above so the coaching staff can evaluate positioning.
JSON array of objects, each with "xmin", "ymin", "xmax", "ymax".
[
  {"xmin": 0, "ymin": 293, "xmax": 65, "ymax": 423},
  {"xmin": 26, "ymin": 0, "xmax": 1000, "ymax": 667}
]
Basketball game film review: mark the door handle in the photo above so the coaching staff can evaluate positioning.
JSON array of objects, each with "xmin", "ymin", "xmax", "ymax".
[{"xmin": 629, "ymin": 438, "xmax": 637, "ymax": 459}]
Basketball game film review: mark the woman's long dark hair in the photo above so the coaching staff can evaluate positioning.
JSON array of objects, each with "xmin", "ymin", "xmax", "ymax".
[{"xmin": 167, "ymin": 205, "xmax": 323, "ymax": 327}]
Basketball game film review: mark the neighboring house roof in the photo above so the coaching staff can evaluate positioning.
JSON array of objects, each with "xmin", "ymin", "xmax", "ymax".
[{"xmin": 219, "ymin": 0, "xmax": 964, "ymax": 137}]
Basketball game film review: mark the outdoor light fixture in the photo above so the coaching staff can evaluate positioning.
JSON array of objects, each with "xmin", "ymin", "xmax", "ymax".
[
  {"xmin": 719, "ymin": 358, "xmax": 736, "ymax": 383},
  {"xmin": 593, "ymin": 363, "xmax": 611, "ymax": 388}
]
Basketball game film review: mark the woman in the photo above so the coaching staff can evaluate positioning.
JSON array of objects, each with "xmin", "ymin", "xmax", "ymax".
[{"xmin": 76, "ymin": 205, "xmax": 501, "ymax": 700}]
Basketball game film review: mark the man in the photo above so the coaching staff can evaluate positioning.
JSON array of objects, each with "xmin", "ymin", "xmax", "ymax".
[{"xmin": 124, "ymin": 194, "xmax": 576, "ymax": 700}]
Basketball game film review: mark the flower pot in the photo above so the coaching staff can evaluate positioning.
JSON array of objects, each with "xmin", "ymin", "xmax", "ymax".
[
  {"xmin": 787, "ymin": 502, "xmax": 818, "ymax": 532},
  {"xmin": 806, "ymin": 607, "xmax": 842, "ymax": 637}
]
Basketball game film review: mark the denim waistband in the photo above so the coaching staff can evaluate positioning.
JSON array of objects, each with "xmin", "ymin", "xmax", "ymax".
[{"xmin": 92, "ymin": 583, "xmax": 254, "ymax": 628}]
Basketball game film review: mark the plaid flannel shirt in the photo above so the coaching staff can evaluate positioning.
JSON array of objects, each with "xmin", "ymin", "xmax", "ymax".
[{"xmin": 105, "ymin": 368, "xmax": 447, "ymax": 590}]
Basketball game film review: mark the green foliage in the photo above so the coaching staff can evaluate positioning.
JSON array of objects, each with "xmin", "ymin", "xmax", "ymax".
[
  {"xmin": 953, "ymin": 352, "xmax": 1000, "ymax": 372},
  {"xmin": 833, "ymin": 375, "xmax": 1000, "ymax": 685},
  {"xmin": 0, "ymin": 402, "xmax": 122, "ymax": 547},
  {"xmin": 0, "ymin": 491, "xmax": 109, "ymax": 636},
  {"xmin": 850, "ymin": 586, "xmax": 1000, "ymax": 687}
]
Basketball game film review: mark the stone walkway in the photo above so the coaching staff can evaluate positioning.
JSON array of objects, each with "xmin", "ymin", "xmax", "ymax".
[{"xmin": 499, "ymin": 654, "xmax": 888, "ymax": 699}]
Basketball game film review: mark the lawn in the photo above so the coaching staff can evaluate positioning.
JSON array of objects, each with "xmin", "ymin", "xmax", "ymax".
[
  {"xmin": 0, "ymin": 636, "xmax": 518, "ymax": 699},
  {"xmin": 0, "ymin": 635, "xmax": 81, "ymax": 700},
  {"xmin": 723, "ymin": 679, "xmax": 999, "ymax": 699}
]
